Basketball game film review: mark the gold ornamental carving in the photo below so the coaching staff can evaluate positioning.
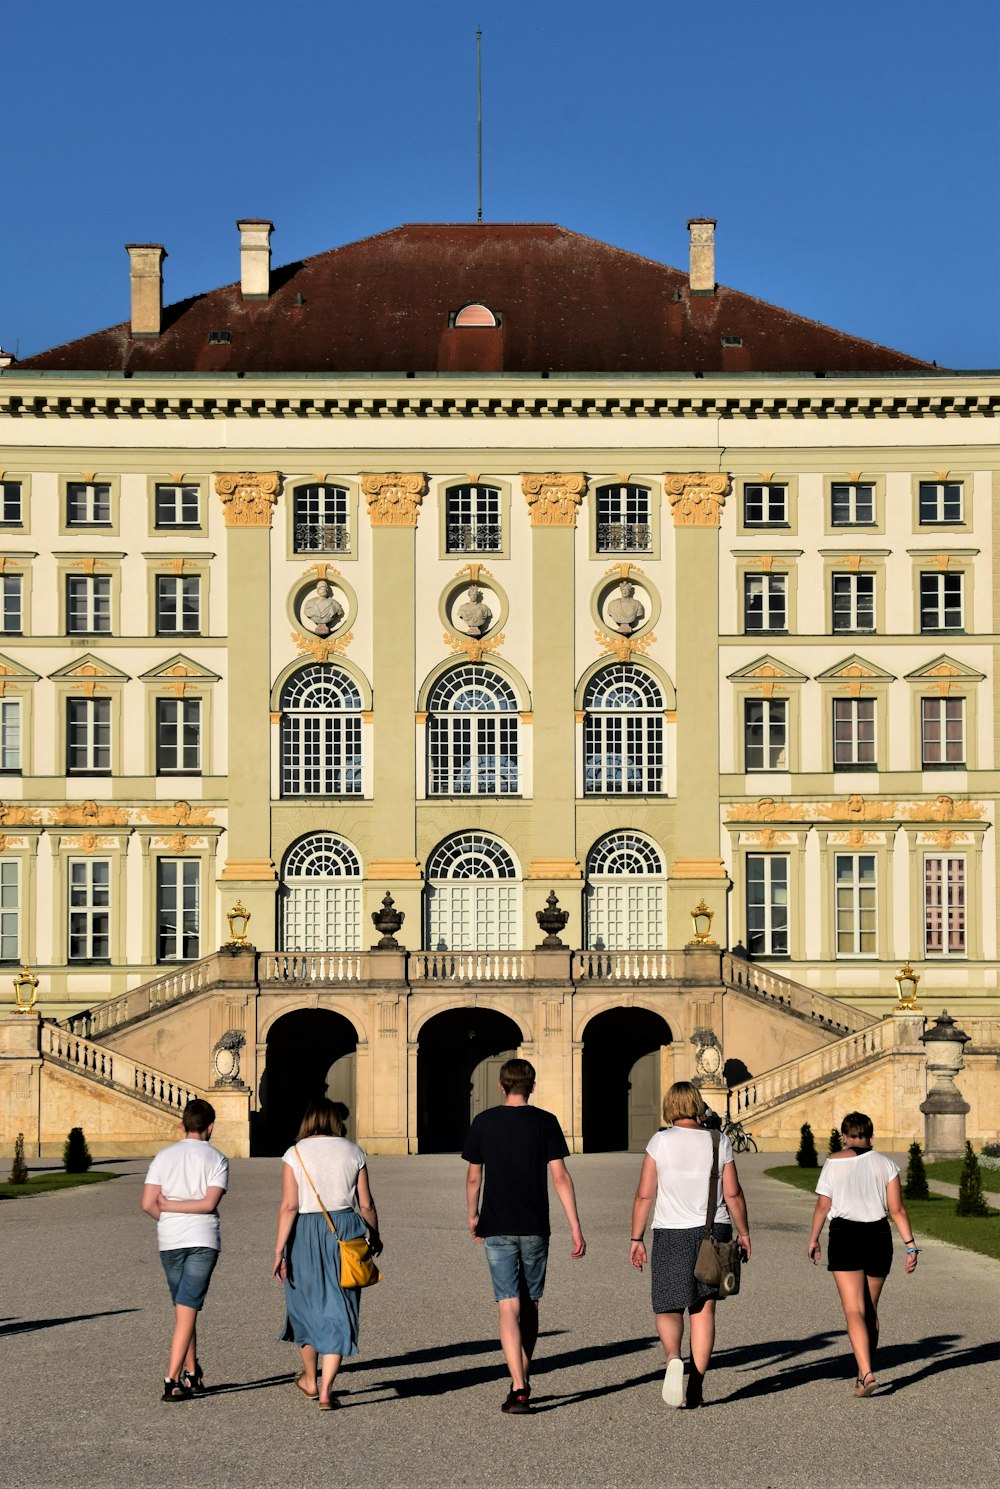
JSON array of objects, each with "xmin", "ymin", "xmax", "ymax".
[
  {"xmin": 0, "ymin": 802, "xmax": 41, "ymax": 828},
  {"xmin": 361, "ymin": 472, "xmax": 427, "ymax": 527},
  {"xmin": 50, "ymin": 800, "xmax": 131, "ymax": 828},
  {"xmin": 664, "ymin": 472, "xmax": 731, "ymax": 527},
  {"xmin": 60, "ymin": 832, "xmax": 116, "ymax": 852},
  {"xmin": 0, "ymin": 834, "xmax": 25, "ymax": 852},
  {"xmin": 902, "ymin": 795, "xmax": 985, "ymax": 823},
  {"xmin": 818, "ymin": 795, "xmax": 897, "ymax": 824},
  {"xmin": 521, "ymin": 473, "xmax": 588, "ymax": 527},
  {"xmin": 291, "ymin": 630, "xmax": 354, "ymax": 662},
  {"xmin": 443, "ymin": 630, "xmax": 505, "ymax": 664},
  {"xmin": 153, "ymin": 832, "xmax": 207, "ymax": 853},
  {"xmin": 744, "ymin": 829, "xmax": 792, "ymax": 848},
  {"xmin": 144, "ymin": 801, "xmax": 215, "ymax": 827},
  {"xmin": 215, "ymin": 472, "xmax": 282, "ymax": 528},
  {"xmin": 594, "ymin": 628, "xmax": 656, "ymax": 664}
]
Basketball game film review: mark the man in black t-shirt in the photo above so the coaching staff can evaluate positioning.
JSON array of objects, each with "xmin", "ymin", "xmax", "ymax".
[{"xmin": 462, "ymin": 1059, "xmax": 586, "ymax": 1415}]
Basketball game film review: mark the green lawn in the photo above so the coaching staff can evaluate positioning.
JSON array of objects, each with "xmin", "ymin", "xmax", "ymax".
[
  {"xmin": 925, "ymin": 1159, "xmax": 1000, "ymax": 1193},
  {"xmin": 764, "ymin": 1165, "xmax": 1000, "ymax": 1261},
  {"xmin": 0, "ymin": 1171, "xmax": 115, "ymax": 1201}
]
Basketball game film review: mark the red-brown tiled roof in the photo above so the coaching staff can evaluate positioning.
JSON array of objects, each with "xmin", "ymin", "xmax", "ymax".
[{"xmin": 17, "ymin": 223, "xmax": 932, "ymax": 375}]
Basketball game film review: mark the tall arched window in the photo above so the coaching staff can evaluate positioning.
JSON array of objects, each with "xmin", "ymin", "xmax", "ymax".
[
  {"xmin": 280, "ymin": 833, "xmax": 362, "ymax": 951},
  {"xmin": 425, "ymin": 833, "xmax": 521, "ymax": 951},
  {"xmin": 427, "ymin": 666, "xmax": 519, "ymax": 796},
  {"xmin": 585, "ymin": 833, "xmax": 665, "ymax": 950},
  {"xmin": 281, "ymin": 665, "xmax": 362, "ymax": 797},
  {"xmin": 583, "ymin": 665, "xmax": 664, "ymax": 794}
]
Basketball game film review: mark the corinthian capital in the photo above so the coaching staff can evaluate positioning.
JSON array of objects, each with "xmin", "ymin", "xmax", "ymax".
[
  {"xmin": 664, "ymin": 472, "xmax": 731, "ymax": 527},
  {"xmin": 215, "ymin": 471, "xmax": 282, "ymax": 527},
  {"xmin": 362, "ymin": 472, "xmax": 428, "ymax": 527},
  {"xmin": 521, "ymin": 472, "xmax": 588, "ymax": 527}
]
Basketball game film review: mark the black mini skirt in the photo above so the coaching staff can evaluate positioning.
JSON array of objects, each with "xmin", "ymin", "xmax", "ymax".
[{"xmin": 827, "ymin": 1216, "xmax": 893, "ymax": 1277}]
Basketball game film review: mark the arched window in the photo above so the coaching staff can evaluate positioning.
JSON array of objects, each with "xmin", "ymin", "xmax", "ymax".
[
  {"xmin": 280, "ymin": 833, "xmax": 362, "ymax": 951},
  {"xmin": 427, "ymin": 666, "xmax": 519, "ymax": 796},
  {"xmin": 583, "ymin": 665, "xmax": 664, "ymax": 794},
  {"xmin": 445, "ymin": 483, "xmax": 502, "ymax": 552},
  {"xmin": 280, "ymin": 665, "xmax": 362, "ymax": 797},
  {"xmin": 585, "ymin": 833, "xmax": 665, "ymax": 950},
  {"xmin": 292, "ymin": 482, "xmax": 350, "ymax": 553},
  {"xmin": 595, "ymin": 483, "xmax": 653, "ymax": 552},
  {"xmin": 425, "ymin": 833, "xmax": 521, "ymax": 951}
]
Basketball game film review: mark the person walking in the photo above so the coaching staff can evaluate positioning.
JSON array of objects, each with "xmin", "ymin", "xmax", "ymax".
[
  {"xmin": 807, "ymin": 1110, "xmax": 919, "ymax": 1397},
  {"xmin": 463, "ymin": 1058, "xmax": 586, "ymax": 1415},
  {"xmin": 629, "ymin": 1080, "xmax": 750, "ymax": 1409},
  {"xmin": 273, "ymin": 1098, "xmax": 382, "ymax": 1409}
]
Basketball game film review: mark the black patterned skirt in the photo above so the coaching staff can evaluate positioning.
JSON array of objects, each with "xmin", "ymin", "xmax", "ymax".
[{"xmin": 651, "ymin": 1223, "xmax": 733, "ymax": 1314}]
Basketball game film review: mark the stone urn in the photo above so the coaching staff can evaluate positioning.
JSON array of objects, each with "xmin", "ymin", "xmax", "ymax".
[
  {"xmin": 919, "ymin": 1010, "xmax": 971, "ymax": 1161},
  {"xmin": 371, "ymin": 892, "xmax": 405, "ymax": 951},
  {"xmin": 535, "ymin": 891, "xmax": 569, "ymax": 950}
]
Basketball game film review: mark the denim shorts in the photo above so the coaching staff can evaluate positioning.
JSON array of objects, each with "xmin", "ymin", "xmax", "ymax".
[
  {"xmin": 160, "ymin": 1246, "xmax": 219, "ymax": 1310},
  {"xmin": 483, "ymin": 1234, "xmax": 549, "ymax": 1303}
]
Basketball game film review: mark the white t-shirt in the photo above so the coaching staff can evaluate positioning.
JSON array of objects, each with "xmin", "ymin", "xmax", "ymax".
[
  {"xmin": 283, "ymin": 1135, "xmax": 366, "ymax": 1213},
  {"xmin": 815, "ymin": 1149, "xmax": 900, "ymax": 1221},
  {"xmin": 645, "ymin": 1126, "xmax": 734, "ymax": 1229},
  {"xmin": 145, "ymin": 1138, "xmax": 229, "ymax": 1251}
]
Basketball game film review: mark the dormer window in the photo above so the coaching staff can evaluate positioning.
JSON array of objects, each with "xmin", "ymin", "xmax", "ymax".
[{"xmin": 452, "ymin": 303, "xmax": 500, "ymax": 328}]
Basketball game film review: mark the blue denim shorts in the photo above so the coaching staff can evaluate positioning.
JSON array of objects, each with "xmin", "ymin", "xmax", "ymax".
[
  {"xmin": 483, "ymin": 1234, "xmax": 549, "ymax": 1303},
  {"xmin": 160, "ymin": 1246, "xmax": 219, "ymax": 1310}
]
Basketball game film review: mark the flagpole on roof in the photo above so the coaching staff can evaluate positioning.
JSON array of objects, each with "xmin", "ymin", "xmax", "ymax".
[{"xmin": 476, "ymin": 26, "xmax": 483, "ymax": 223}]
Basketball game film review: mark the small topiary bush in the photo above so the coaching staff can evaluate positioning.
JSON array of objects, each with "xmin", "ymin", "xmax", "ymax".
[
  {"xmin": 63, "ymin": 1127, "xmax": 93, "ymax": 1174},
  {"xmin": 796, "ymin": 1122, "xmax": 819, "ymax": 1168},
  {"xmin": 956, "ymin": 1140, "xmax": 989, "ymax": 1217},
  {"xmin": 903, "ymin": 1140, "xmax": 929, "ymax": 1200},
  {"xmin": 9, "ymin": 1132, "xmax": 28, "ymax": 1186},
  {"xmin": 829, "ymin": 1128, "xmax": 843, "ymax": 1153}
]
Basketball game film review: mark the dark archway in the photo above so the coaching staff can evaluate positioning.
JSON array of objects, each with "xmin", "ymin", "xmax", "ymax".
[
  {"xmin": 255, "ymin": 1009, "xmax": 358, "ymax": 1156},
  {"xmin": 582, "ymin": 1007, "xmax": 672, "ymax": 1152},
  {"xmin": 417, "ymin": 1007, "xmax": 523, "ymax": 1153}
]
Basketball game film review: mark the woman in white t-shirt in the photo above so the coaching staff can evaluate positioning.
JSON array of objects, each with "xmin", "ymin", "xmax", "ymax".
[
  {"xmin": 808, "ymin": 1110, "xmax": 919, "ymax": 1398},
  {"xmin": 273, "ymin": 1098, "xmax": 382, "ymax": 1409},
  {"xmin": 629, "ymin": 1082, "xmax": 751, "ymax": 1410}
]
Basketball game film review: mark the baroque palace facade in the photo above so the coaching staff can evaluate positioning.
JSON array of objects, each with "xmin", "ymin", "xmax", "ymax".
[{"xmin": 0, "ymin": 219, "xmax": 997, "ymax": 1155}]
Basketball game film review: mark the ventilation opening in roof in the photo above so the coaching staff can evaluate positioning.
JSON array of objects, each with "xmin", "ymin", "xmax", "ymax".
[
  {"xmin": 721, "ymin": 335, "xmax": 743, "ymax": 347},
  {"xmin": 452, "ymin": 303, "xmax": 500, "ymax": 328},
  {"xmin": 208, "ymin": 330, "xmax": 232, "ymax": 344}
]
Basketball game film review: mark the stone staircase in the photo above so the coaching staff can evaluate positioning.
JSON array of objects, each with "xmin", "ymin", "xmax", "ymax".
[
  {"xmin": 720, "ymin": 953, "xmax": 876, "ymax": 1035},
  {"xmin": 42, "ymin": 1022, "xmax": 207, "ymax": 1117}
]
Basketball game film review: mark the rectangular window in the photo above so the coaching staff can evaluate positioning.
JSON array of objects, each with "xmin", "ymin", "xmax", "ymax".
[
  {"xmin": 66, "ymin": 575, "xmax": 111, "ymax": 634},
  {"xmin": 67, "ymin": 697, "xmax": 112, "ymax": 773},
  {"xmin": 293, "ymin": 484, "xmax": 350, "ymax": 553},
  {"xmin": 0, "ymin": 860, "xmax": 18, "ymax": 961},
  {"xmin": 156, "ymin": 698, "xmax": 202, "ymax": 774},
  {"xmin": 919, "ymin": 481, "xmax": 963, "ymax": 524},
  {"xmin": 68, "ymin": 858, "xmax": 111, "ymax": 960},
  {"xmin": 157, "ymin": 859, "xmax": 201, "ymax": 961},
  {"xmin": 743, "ymin": 573, "xmax": 787, "ymax": 632},
  {"xmin": 835, "ymin": 853, "xmax": 877, "ymax": 956},
  {"xmin": 924, "ymin": 856, "xmax": 966, "ymax": 955},
  {"xmin": 0, "ymin": 480, "xmax": 22, "ymax": 525},
  {"xmin": 743, "ymin": 483, "xmax": 787, "ymax": 525},
  {"xmin": 66, "ymin": 481, "xmax": 111, "ymax": 526},
  {"xmin": 155, "ymin": 575, "xmax": 201, "ymax": 635},
  {"xmin": 1, "ymin": 574, "xmax": 22, "ymax": 633},
  {"xmin": 921, "ymin": 697, "xmax": 965, "ymax": 766},
  {"xmin": 831, "ymin": 572, "xmax": 875, "ymax": 632},
  {"xmin": 445, "ymin": 484, "xmax": 504, "ymax": 553},
  {"xmin": 744, "ymin": 699, "xmax": 788, "ymax": 771},
  {"xmin": 833, "ymin": 698, "xmax": 876, "ymax": 768},
  {"xmin": 0, "ymin": 699, "xmax": 21, "ymax": 772},
  {"xmin": 920, "ymin": 572, "xmax": 964, "ymax": 631},
  {"xmin": 595, "ymin": 484, "xmax": 652, "ymax": 552},
  {"xmin": 831, "ymin": 482, "xmax": 875, "ymax": 525},
  {"xmin": 746, "ymin": 855, "xmax": 789, "ymax": 956},
  {"xmin": 154, "ymin": 483, "xmax": 200, "ymax": 527}
]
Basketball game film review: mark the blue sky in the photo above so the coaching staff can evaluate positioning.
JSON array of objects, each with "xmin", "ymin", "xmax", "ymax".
[{"xmin": 2, "ymin": 0, "xmax": 998, "ymax": 367}]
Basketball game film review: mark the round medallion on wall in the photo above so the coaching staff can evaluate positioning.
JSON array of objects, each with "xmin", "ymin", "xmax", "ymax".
[
  {"xmin": 289, "ymin": 571, "xmax": 357, "ymax": 639},
  {"xmin": 440, "ymin": 573, "xmax": 509, "ymax": 642},
  {"xmin": 592, "ymin": 572, "xmax": 659, "ymax": 638}
]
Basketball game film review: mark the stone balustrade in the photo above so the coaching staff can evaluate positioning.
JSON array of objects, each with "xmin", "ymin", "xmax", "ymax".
[
  {"xmin": 732, "ymin": 1017, "xmax": 896, "ymax": 1117},
  {"xmin": 42, "ymin": 1023, "xmax": 204, "ymax": 1114},
  {"xmin": 408, "ymin": 951, "xmax": 532, "ymax": 982},
  {"xmin": 721, "ymin": 953, "xmax": 875, "ymax": 1034},
  {"xmin": 258, "ymin": 952, "xmax": 366, "ymax": 984}
]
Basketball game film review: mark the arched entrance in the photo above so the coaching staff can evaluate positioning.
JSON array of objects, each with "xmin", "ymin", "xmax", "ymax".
[
  {"xmin": 256, "ymin": 1009, "xmax": 358, "ymax": 1156},
  {"xmin": 417, "ymin": 1007, "xmax": 523, "ymax": 1153},
  {"xmin": 581, "ymin": 1008, "xmax": 672, "ymax": 1153}
]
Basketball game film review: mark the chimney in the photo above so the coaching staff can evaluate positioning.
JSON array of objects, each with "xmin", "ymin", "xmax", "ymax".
[
  {"xmin": 125, "ymin": 243, "xmax": 167, "ymax": 337},
  {"xmin": 237, "ymin": 219, "xmax": 274, "ymax": 300},
  {"xmin": 687, "ymin": 218, "xmax": 717, "ymax": 296}
]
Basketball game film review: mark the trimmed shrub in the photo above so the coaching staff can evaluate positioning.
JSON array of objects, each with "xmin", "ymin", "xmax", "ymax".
[
  {"xmin": 796, "ymin": 1122, "xmax": 819, "ymax": 1168},
  {"xmin": 903, "ymin": 1140, "xmax": 929, "ymax": 1200},
  {"xmin": 63, "ymin": 1127, "xmax": 93, "ymax": 1174},
  {"xmin": 9, "ymin": 1132, "xmax": 28, "ymax": 1186},
  {"xmin": 829, "ymin": 1128, "xmax": 843, "ymax": 1153},
  {"xmin": 956, "ymin": 1140, "xmax": 989, "ymax": 1217}
]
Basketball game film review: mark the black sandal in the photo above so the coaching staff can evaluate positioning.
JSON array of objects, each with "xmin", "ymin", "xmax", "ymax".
[
  {"xmin": 180, "ymin": 1360, "xmax": 205, "ymax": 1396},
  {"xmin": 162, "ymin": 1377, "xmax": 191, "ymax": 1402}
]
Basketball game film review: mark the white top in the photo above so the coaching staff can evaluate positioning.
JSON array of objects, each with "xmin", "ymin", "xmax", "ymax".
[
  {"xmin": 145, "ymin": 1138, "xmax": 229, "ymax": 1252},
  {"xmin": 646, "ymin": 1126, "xmax": 734, "ymax": 1229},
  {"xmin": 282, "ymin": 1134, "xmax": 366, "ymax": 1213},
  {"xmin": 815, "ymin": 1149, "xmax": 900, "ymax": 1221}
]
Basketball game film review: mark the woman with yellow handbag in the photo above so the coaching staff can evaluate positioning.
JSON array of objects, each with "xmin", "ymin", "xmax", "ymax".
[{"xmin": 273, "ymin": 1098, "xmax": 383, "ymax": 1409}]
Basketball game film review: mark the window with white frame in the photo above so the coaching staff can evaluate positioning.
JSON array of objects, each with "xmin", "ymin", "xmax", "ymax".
[
  {"xmin": 921, "ymin": 696, "xmax": 965, "ymax": 766},
  {"xmin": 743, "ymin": 483, "xmax": 788, "ymax": 525},
  {"xmin": 154, "ymin": 483, "xmax": 200, "ymax": 528},
  {"xmin": 445, "ymin": 484, "xmax": 503, "ymax": 553},
  {"xmin": 0, "ymin": 480, "xmax": 22, "ymax": 525},
  {"xmin": 66, "ymin": 481, "xmax": 111, "ymax": 526},
  {"xmin": 919, "ymin": 571, "xmax": 964, "ymax": 632},
  {"xmin": 919, "ymin": 481, "xmax": 963, "ymax": 524},
  {"xmin": 1, "ymin": 573, "xmax": 22, "ymax": 633},
  {"xmin": 425, "ymin": 833, "xmax": 520, "ymax": 952},
  {"xmin": 834, "ymin": 853, "xmax": 877, "ymax": 956},
  {"xmin": 595, "ymin": 484, "xmax": 652, "ymax": 552},
  {"xmin": 831, "ymin": 482, "xmax": 874, "ymax": 525},
  {"xmin": 67, "ymin": 697, "xmax": 111, "ymax": 773},
  {"xmin": 924, "ymin": 856, "xmax": 966, "ymax": 955},
  {"xmin": 427, "ymin": 665, "xmax": 519, "ymax": 796},
  {"xmin": 156, "ymin": 698, "xmax": 202, "ymax": 774},
  {"xmin": 833, "ymin": 697, "xmax": 876, "ymax": 768},
  {"xmin": 0, "ymin": 860, "xmax": 18, "ymax": 961},
  {"xmin": 293, "ymin": 484, "xmax": 350, "ymax": 553},
  {"xmin": 0, "ymin": 698, "xmax": 21, "ymax": 772},
  {"xmin": 744, "ymin": 698, "xmax": 787, "ymax": 771},
  {"xmin": 280, "ymin": 833, "xmax": 362, "ymax": 952},
  {"xmin": 584, "ymin": 833, "xmax": 665, "ymax": 950},
  {"xmin": 583, "ymin": 665, "xmax": 664, "ymax": 794},
  {"xmin": 746, "ymin": 854, "xmax": 789, "ymax": 956},
  {"xmin": 66, "ymin": 575, "xmax": 111, "ymax": 634},
  {"xmin": 281, "ymin": 665, "xmax": 362, "ymax": 796},
  {"xmin": 68, "ymin": 858, "xmax": 111, "ymax": 960},
  {"xmin": 831, "ymin": 573, "xmax": 875, "ymax": 632},
  {"xmin": 744, "ymin": 573, "xmax": 787, "ymax": 632},
  {"xmin": 156, "ymin": 859, "xmax": 200, "ymax": 961},
  {"xmin": 155, "ymin": 574, "xmax": 201, "ymax": 635}
]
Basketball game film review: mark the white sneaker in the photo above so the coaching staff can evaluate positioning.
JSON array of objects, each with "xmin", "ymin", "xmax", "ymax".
[{"xmin": 662, "ymin": 1358, "xmax": 684, "ymax": 1406}]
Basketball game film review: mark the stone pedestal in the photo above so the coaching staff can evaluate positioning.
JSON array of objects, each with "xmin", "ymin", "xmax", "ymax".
[
  {"xmin": 919, "ymin": 1009, "xmax": 971, "ymax": 1161},
  {"xmin": 0, "ymin": 1013, "xmax": 43, "ymax": 1154}
]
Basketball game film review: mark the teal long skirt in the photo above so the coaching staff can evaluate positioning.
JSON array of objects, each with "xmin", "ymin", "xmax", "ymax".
[{"xmin": 281, "ymin": 1208, "xmax": 366, "ymax": 1357}]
